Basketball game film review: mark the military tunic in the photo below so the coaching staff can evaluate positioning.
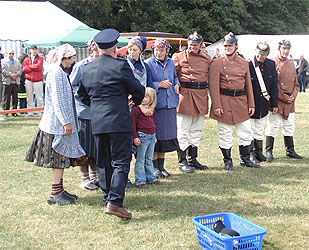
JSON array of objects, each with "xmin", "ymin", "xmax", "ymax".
[
  {"xmin": 209, "ymin": 55, "xmax": 255, "ymax": 125},
  {"xmin": 273, "ymin": 56, "xmax": 299, "ymax": 120},
  {"xmin": 172, "ymin": 50, "xmax": 209, "ymax": 117}
]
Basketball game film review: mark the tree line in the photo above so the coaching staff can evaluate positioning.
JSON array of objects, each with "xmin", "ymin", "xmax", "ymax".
[{"xmin": 38, "ymin": 0, "xmax": 309, "ymax": 42}]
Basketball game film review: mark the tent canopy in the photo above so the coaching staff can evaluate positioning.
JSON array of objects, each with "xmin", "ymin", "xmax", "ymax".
[{"xmin": 23, "ymin": 25, "xmax": 129, "ymax": 48}]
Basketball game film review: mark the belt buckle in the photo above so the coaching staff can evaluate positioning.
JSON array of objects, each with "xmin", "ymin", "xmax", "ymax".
[
  {"xmin": 233, "ymin": 90, "xmax": 237, "ymax": 96},
  {"xmin": 197, "ymin": 82, "xmax": 200, "ymax": 89}
]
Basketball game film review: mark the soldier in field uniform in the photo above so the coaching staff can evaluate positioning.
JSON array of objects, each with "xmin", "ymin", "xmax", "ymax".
[
  {"xmin": 265, "ymin": 40, "xmax": 303, "ymax": 161},
  {"xmin": 209, "ymin": 32, "xmax": 260, "ymax": 170},
  {"xmin": 172, "ymin": 31, "xmax": 210, "ymax": 173}
]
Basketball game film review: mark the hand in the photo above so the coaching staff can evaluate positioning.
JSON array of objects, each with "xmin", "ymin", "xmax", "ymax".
[
  {"xmin": 10, "ymin": 74, "xmax": 17, "ymax": 80},
  {"xmin": 139, "ymin": 105, "xmax": 153, "ymax": 116},
  {"xmin": 158, "ymin": 80, "xmax": 172, "ymax": 89},
  {"xmin": 133, "ymin": 138, "xmax": 141, "ymax": 146},
  {"xmin": 155, "ymin": 137, "xmax": 157, "ymax": 144},
  {"xmin": 174, "ymin": 84, "xmax": 180, "ymax": 94},
  {"xmin": 249, "ymin": 108, "xmax": 255, "ymax": 116},
  {"xmin": 272, "ymin": 107, "xmax": 278, "ymax": 114},
  {"xmin": 214, "ymin": 108, "xmax": 224, "ymax": 117},
  {"xmin": 287, "ymin": 96, "xmax": 295, "ymax": 103},
  {"xmin": 64, "ymin": 123, "xmax": 72, "ymax": 136}
]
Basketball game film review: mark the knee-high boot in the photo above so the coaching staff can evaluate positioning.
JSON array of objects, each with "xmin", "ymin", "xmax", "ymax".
[
  {"xmin": 239, "ymin": 145, "xmax": 260, "ymax": 168},
  {"xmin": 265, "ymin": 136, "xmax": 274, "ymax": 162},
  {"xmin": 254, "ymin": 139, "xmax": 267, "ymax": 162},
  {"xmin": 219, "ymin": 147, "xmax": 233, "ymax": 170},
  {"xmin": 187, "ymin": 146, "xmax": 208, "ymax": 170},
  {"xmin": 177, "ymin": 148, "xmax": 195, "ymax": 173},
  {"xmin": 284, "ymin": 136, "xmax": 303, "ymax": 159},
  {"xmin": 249, "ymin": 140, "xmax": 259, "ymax": 164}
]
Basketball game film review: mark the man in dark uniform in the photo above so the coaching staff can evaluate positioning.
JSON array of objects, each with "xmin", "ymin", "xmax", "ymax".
[
  {"xmin": 78, "ymin": 29, "xmax": 145, "ymax": 219},
  {"xmin": 248, "ymin": 41, "xmax": 278, "ymax": 163}
]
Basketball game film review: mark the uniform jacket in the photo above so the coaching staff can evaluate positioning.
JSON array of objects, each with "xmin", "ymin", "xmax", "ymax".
[
  {"xmin": 273, "ymin": 56, "xmax": 299, "ymax": 120},
  {"xmin": 145, "ymin": 55, "xmax": 179, "ymax": 109},
  {"xmin": 209, "ymin": 54, "xmax": 255, "ymax": 125},
  {"xmin": 39, "ymin": 66, "xmax": 78, "ymax": 135},
  {"xmin": 249, "ymin": 57, "xmax": 278, "ymax": 119},
  {"xmin": 172, "ymin": 50, "xmax": 209, "ymax": 116},
  {"xmin": 77, "ymin": 54, "xmax": 145, "ymax": 135},
  {"xmin": 22, "ymin": 54, "xmax": 43, "ymax": 82},
  {"xmin": 1, "ymin": 57, "xmax": 22, "ymax": 85}
]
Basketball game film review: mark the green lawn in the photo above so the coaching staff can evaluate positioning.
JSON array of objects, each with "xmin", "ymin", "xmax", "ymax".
[{"xmin": 0, "ymin": 93, "xmax": 308, "ymax": 250}]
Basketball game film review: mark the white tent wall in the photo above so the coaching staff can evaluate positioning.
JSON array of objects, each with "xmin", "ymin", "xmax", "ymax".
[{"xmin": 206, "ymin": 34, "xmax": 309, "ymax": 61}]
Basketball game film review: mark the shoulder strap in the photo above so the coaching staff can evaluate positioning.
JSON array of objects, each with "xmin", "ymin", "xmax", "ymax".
[{"xmin": 252, "ymin": 58, "xmax": 270, "ymax": 101}]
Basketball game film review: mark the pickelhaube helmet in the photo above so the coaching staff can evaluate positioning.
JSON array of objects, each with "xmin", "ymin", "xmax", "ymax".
[
  {"xmin": 256, "ymin": 41, "xmax": 270, "ymax": 55},
  {"xmin": 188, "ymin": 31, "xmax": 203, "ymax": 44},
  {"xmin": 223, "ymin": 32, "xmax": 238, "ymax": 45},
  {"xmin": 279, "ymin": 39, "xmax": 291, "ymax": 48}
]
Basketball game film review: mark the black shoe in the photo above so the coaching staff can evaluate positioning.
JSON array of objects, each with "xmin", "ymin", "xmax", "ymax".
[
  {"xmin": 153, "ymin": 159, "xmax": 165, "ymax": 178},
  {"xmin": 220, "ymin": 147, "xmax": 234, "ymax": 170},
  {"xmin": 126, "ymin": 179, "xmax": 134, "ymax": 188},
  {"xmin": 62, "ymin": 190, "xmax": 78, "ymax": 200},
  {"xmin": 157, "ymin": 158, "xmax": 171, "ymax": 177},
  {"xmin": 47, "ymin": 192, "xmax": 75, "ymax": 205},
  {"xmin": 239, "ymin": 145, "xmax": 260, "ymax": 168},
  {"xmin": 12, "ymin": 113, "xmax": 19, "ymax": 117}
]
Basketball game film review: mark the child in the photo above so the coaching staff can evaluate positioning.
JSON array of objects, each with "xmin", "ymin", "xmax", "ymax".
[{"xmin": 131, "ymin": 87, "xmax": 161, "ymax": 188}]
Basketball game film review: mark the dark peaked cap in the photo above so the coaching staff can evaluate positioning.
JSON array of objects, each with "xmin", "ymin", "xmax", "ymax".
[{"xmin": 94, "ymin": 29, "xmax": 120, "ymax": 49}]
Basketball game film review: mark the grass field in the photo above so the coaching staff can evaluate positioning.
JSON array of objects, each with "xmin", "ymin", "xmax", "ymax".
[{"xmin": 0, "ymin": 93, "xmax": 308, "ymax": 250}]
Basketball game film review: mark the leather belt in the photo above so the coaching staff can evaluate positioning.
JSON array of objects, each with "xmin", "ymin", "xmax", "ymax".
[
  {"xmin": 181, "ymin": 82, "xmax": 207, "ymax": 89},
  {"xmin": 220, "ymin": 88, "xmax": 245, "ymax": 96}
]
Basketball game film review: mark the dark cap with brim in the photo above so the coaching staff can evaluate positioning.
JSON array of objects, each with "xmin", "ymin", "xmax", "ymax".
[
  {"xmin": 30, "ymin": 45, "xmax": 38, "ymax": 49},
  {"xmin": 94, "ymin": 28, "xmax": 120, "ymax": 49}
]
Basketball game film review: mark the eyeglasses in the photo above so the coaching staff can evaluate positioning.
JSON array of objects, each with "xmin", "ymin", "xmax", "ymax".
[{"xmin": 9, "ymin": 53, "xmax": 14, "ymax": 55}]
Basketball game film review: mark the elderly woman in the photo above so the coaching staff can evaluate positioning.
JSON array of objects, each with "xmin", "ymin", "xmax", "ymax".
[
  {"xmin": 145, "ymin": 39, "xmax": 180, "ymax": 178},
  {"xmin": 25, "ymin": 44, "xmax": 85, "ymax": 205},
  {"xmin": 70, "ymin": 39, "xmax": 100, "ymax": 191}
]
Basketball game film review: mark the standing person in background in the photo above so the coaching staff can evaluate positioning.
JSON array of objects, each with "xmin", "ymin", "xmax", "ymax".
[
  {"xmin": 297, "ymin": 54, "xmax": 308, "ymax": 92},
  {"xmin": 131, "ymin": 87, "xmax": 160, "ymax": 188},
  {"xmin": 78, "ymin": 29, "xmax": 145, "ymax": 219},
  {"xmin": 71, "ymin": 39, "xmax": 100, "ymax": 191},
  {"xmin": 248, "ymin": 41, "xmax": 278, "ymax": 163},
  {"xmin": 213, "ymin": 48, "xmax": 221, "ymax": 59},
  {"xmin": 209, "ymin": 32, "xmax": 259, "ymax": 170},
  {"xmin": 25, "ymin": 44, "xmax": 85, "ymax": 205},
  {"xmin": 39, "ymin": 51, "xmax": 48, "ymax": 102},
  {"xmin": 1, "ymin": 49, "xmax": 22, "ymax": 117},
  {"xmin": 0, "ymin": 46, "xmax": 4, "ymax": 104},
  {"xmin": 23, "ymin": 45, "xmax": 44, "ymax": 116},
  {"xmin": 145, "ymin": 39, "xmax": 180, "ymax": 178},
  {"xmin": 172, "ymin": 32, "xmax": 209, "ymax": 173},
  {"xmin": 18, "ymin": 53, "xmax": 28, "ymax": 111},
  {"xmin": 265, "ymin": 40, "xmax": 303, "ymax": 161}
]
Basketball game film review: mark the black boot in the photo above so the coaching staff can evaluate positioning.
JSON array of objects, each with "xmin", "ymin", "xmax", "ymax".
[
  {"xmin": 157, "ymin": 158, "xmax": 171, "ymax": 177},
  {"xmin": 177, "ymin": 149, "xmax": 195, "ymax": 173},
  {"xmin": 265, "ymin": 136, "xmax": 274, "ymax": 162},
  {"xmin": 187, "ymin": 146, "xmax": 208, "ymax": 170},
  {"xmin": 153, "ymin": 159, "xmax": 164, "ymax": 178},
  {"xmin": 249, "ymin": 140, "xmax": 259, "ymax": 164},
  {"xmin": 254, "ymin": 139, "xmax": 267, "ymax": 162},
  {"xmin": 284, "ymin": 136, "xmax": 303, "ymax": 159},
  {"xmin": 239, "ymin": 145, "xmax": 260, "ymax": 168},
  {"xmin": 220, "ymin": 147, "xmax": 233, "ymax": 170}
]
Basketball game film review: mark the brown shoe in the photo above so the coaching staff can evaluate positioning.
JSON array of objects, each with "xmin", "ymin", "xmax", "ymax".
[{"xmin": 105, "ymin": 202, "xmax": 132, "ymax": 219}]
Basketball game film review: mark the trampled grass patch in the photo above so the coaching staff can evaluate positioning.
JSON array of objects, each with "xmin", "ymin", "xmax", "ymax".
[{"xmin": 0, "ymin": 93, "xmax": 308, "ymax": 249}]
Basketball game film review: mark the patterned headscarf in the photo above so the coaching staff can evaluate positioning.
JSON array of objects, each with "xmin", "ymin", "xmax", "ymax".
[
  {"xmin": 128, "ymin": 36, "xmax": 147, "ymax": 52},
  {"xmin": 152, "ymin": 39, "xmax": 171, "ymax": 52},
  {"xmin": 86, "ymin": 39, "xmax": 98, "ymax": 51},
  {"xmin": 47, "ymin": 43, "xmax": 76, "ymax": 68}
]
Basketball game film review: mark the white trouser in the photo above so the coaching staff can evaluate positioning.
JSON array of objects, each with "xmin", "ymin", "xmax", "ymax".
[
  {"xmin": 25, "ymin": 80, "xmax": 43, "ymax": 114},
  {"xmin": 218, "ymin": 119, "xmax": 253, "ymax": 149},
  {"xmin": 265, "ymin": 112, "xmax": 295, "ymax": 138},
  {"xmin": 250, "ymin": 117, "xmax": 266, "ymax": 141},
  {"xmin": 177, "ymin": 113, "xmax": 204, "ymax": 151}
]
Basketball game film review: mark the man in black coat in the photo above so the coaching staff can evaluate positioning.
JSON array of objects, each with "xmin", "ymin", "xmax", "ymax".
[
  {"xmin": 249, "ymin": 41, "xmax": 278, "ymax": 163},
  {"xmin": 78, "ymin": 29, "xmax": 145, "ymax": 219}
]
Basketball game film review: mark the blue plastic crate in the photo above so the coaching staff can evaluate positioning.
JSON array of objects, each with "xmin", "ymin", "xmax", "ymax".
[{"xmin": 192, "ymin": 213, "xmax": 267, "ymax": 250}]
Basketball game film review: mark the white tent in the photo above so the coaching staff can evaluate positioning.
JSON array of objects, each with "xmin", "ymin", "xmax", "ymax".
[
  {"xmin": 0, "ymin": 1, "xmax": 88, "ymax": 58},
  {"xmin": 206, "ymin": 34, "xmax": 309, "ymax": 61}
]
